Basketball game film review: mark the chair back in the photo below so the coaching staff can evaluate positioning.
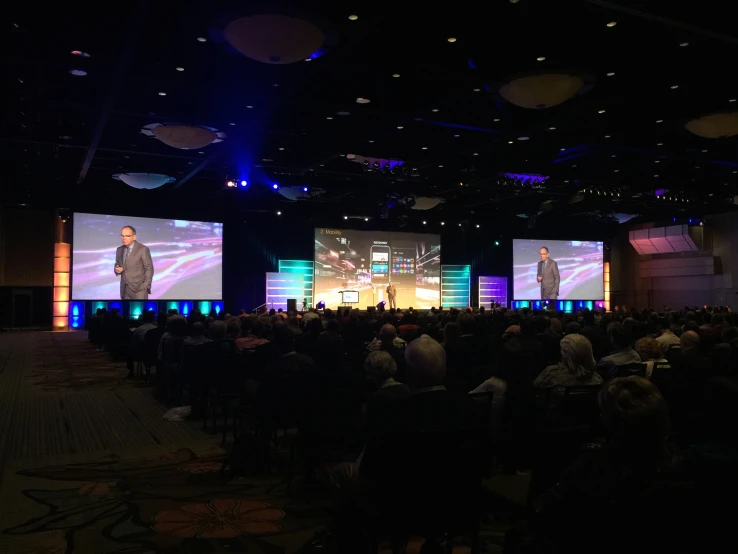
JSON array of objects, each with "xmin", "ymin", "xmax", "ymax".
[{"xmin": 611, "ymin": 362, "xmax": 647, "ymax": 379}]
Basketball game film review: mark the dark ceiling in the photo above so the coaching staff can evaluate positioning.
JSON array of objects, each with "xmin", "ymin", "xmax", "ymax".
[{"xmin": 3, "ymin": 0, "xmax": 737, "ymax": 232}]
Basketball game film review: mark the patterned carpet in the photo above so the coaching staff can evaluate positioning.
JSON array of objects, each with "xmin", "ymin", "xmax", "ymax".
[{"xmin": 0, "ymin": 332, "xmax": 510, "ymax": 554}]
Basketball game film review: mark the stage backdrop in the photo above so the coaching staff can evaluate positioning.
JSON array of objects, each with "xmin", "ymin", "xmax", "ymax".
[
  {"xmin": 72, "ymin": 212, "xmax": 223, "ymax": 300},
  {"xmin": 513, "ymin": 239, "xmax": 603, "ymax": 300},
  {"xmin": 314, "ymin": 228, "xmax": 440, "ymax": 309}
]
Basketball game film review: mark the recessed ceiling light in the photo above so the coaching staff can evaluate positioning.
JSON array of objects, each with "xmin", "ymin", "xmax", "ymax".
[
  {"xmin": 326, "ymin": 116, "xmax": 333, "ymax": 120},
  {"xmin": 654, "ymin": 174, "xmax": 659, "ymax": 178},
  {"xmin": 176, "ymin": 66, "xmax": 184, "ymax": 71},
  {"xmin": 69, "ymin": 69, "xmax": 87, "ymax": 76},
  {"xmin": 671, "ymin": 85, "xmax": 679, "ymax": 89},
  {"xmin": 423, "ymin": 221, "xmax": 427, "ymax": 224},
  {"xmin": 196, "ymin": 37, "xmax": 207, "ymax": 42},
  {"xmin": 509, "ymin": 141, "xmax": 514, "ymax": 144},
  {"xmin": 473, "ymin": 152, "xmax": 479, "ymax": 156},
  {"xmin": 364, "ymin": 217, "xmax": 369, "ymax": 221},
  {"xmin": 476, "ymin": 224, "xmax": 480, "ymax": 228},
  {"xmin": 606, "ymin": 72, "xmax": 615, "ymax": 76},
  {"xmin": 368, "ymin": 140, "xmax": 374, "ymax": 143},
  {"xmin": 70, "ymin": 50, "xmax": 90, "ymax": 57},
  {"xmin": 246, "ymin": 105, "xmax": 253, "ymax": 108},
  {"xmin": 655, "ymin": 160, "xmax": 660, "ymax": 163},
  {"xmin": 158, "ymin": 92, "xmax": 166, "ymax": 96},
  {"xmin": 229, "ymin": 122, "xmax": 235, "ymax": 126},
  {"xmin": 447, "ymin": 37, "xmax": 457, "ymax": 43},
  {"xmin": 702, "ymin": 149, "xmax": 708, "ymax": 152},
  {"xmin": 680, "ymin": 42, "xmax": 689, "ymax": 47},
  {"xmin": 536, "ymin": 56, "xmax": 546, "ymax": 61},
  {"xmin": 604, "ymin": 135, "xmax": 611, "ymax": 138},
  {"xmin": 656, "ymin": 119, "xmax": 663, "ymax": 123},
  {"xmin": 473, "ymin": 88, "xmax": 481, "ymax": 92},
  {"xmin": 606, "ymin": 21, "xmax": 617, "ymax": 27},
  {"xmin": 279, "ymin": 147, "xmax": 285, "ymax": 151},
  {"xmin": 733, "ymin": 170, "xmax": 738, "ymax": 174},
  {"xmin": 560, "ymin": 148, "xmax": 566, "ymax": 151},
  {"xmin": 493, "ymin": 118, "xmax": 500, "ymax": 122},
  {"xmin": 432, "ymin": 108, "xmax": 439, "ymax": 112},
  {"xmin": 337, "ymin": 111, "xmax": 350, "ymax": 116},
  {"xmin": 421, "ymin": 146, "xmax": 428, "ymax": 150},
  {"xmin": 611, "ymin": 155, "xmax": 617, "ymax": 158},
  {"xmin": 614, "ymin": 169, "xmax": 619, "ymax": 173},
  {"xmin": 518, "ymin": 136, "xmax": 529, "ymax": 141},
  {"xmin": 356, "ymin": 97, "xmax": 371, "ymax": 103},
  {"xmin": 548, "ymin": 126, "xmax": 556, "ymax": 130},
  {"xmin": 730, "ymin": 99, "xmax": 737, "ymax": 103},
  {"xmin": 598, "ymin": 109, "xmax": 606, "ymax": 114},
  {"xmin": 348, "ymin": 14, "xmax": 358, "ymax": 21},
  {"xmin": 709, "ymin": 193, "xmax": 714, "ymax": 196},
  {"xmin": 438, "ymin": 165, "xmax": 444, "ymax": 168},
  {"xmin": 454, "ymin": 134, "xmax": 460, "ymax": 137},
  {"xmin": 397, "ymin": 126, "xmax": 403, "ymax": 129},
  {"xmin": 273, "ymin": 83, "xmax": 279, "ymax": 87},
  {"xmin": 441, "ymin": 222, "xmax": 445, "ymax": 225},
  {"xmin": 199, "ymin": 151, "xmax": 204, "ymax": 154},
  {"xmin": 277, "ymin": 211, "xmax": 281, "ymax": 215},
  {"xmin": 392, "ymin": 73, "xmax": 400, "ymax": 78},
  {"xmin": 304, "ymin": 58, "xmax": 312, "ymax": 62}
]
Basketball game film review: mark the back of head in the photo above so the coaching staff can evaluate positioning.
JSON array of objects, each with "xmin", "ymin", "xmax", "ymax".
[
  {"xmin": 225, "ymin": 316, "xmax": 241, "ymax": 338},
  {"xmin": 143, "ymin": 310, "xmax": 155, "ymax": 324},
  {"xmin": 167, "ymin": 315, "xmax": 188, "ymax": 336},
  {"xmin": 680, "ymin": 330, "xmax": 700, "ymax": 351},
  {"xmin": 559, "ymin": 333, "xmax": 596, "ymax": 378},
  {"xmin": 457, "ymin": 312, "xmax": 475, "ymax": 335},
  {"xmin": 405, "ymin": 335, "xmax": 446, "ymax": 389},
  {"xmin": 192, "ymin": 322, "xmax": 205, "ymax": 336},
  {"xmin": 365, "ymin": 350, "xmax": 398, "ymax": 383},
  {"xmin": 326, "ymin": 319, "xmax": 341, "ymax": 333},
  {"xmin": 608, "ymin": 322, "xmax": 632, "ymax": 349},
  {"xmin": 442, "ymin": 322, "xmax": 461, "ymax": 345},
  {"xmin": 273, "ymin": 323, "xmax": 295, "ymax": 353},
  {"xmin": 532, "ymin": 315, "xmax": 550, "ymax": 334},
  {"xmin": 598, "ymin": 376, "xmax": 670, "ymax": 461},
  {"xmin": 582, "ymin": 309, "xmax": 595, "ymax": 327},
  {"xmin": 635, "ymin": 336, "xmax": 661, "ymax": 361},
  {"xmin": 379, "ymin": 324, "xmax": 397, "ymax": 342},
  {"xmin": 209, "ymin": 320, "xmax": 227, "ymax": 340},
  {"xmin": 712, "ymin": 313, "xmax": 724, "ymax": 326}
]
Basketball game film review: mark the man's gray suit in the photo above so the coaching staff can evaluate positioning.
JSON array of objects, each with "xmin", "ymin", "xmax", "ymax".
[
  {"xmin": 115, "ymin": 241, "xmax": 154, "ymax": 300},
  {"xmin": 537, "ymin": 258, "xmax": 560, "ymax": 300}
]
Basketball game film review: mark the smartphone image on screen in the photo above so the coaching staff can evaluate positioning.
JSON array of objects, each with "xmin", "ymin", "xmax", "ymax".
[{"xmin": 370, "ymin": 245, "xmax": 391, "ymax": 285}]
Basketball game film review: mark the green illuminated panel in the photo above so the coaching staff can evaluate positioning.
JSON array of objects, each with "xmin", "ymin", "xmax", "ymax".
[
  {"xmin": 129, "ymin": 301, "xmax": 144, "ymax": 318},
  {"xmin": 441, "ymin": 265, "xmax": 471, "ymax": 308},
  {"xmin": 278, "ymin": 260, "xmax": 314, "ymax": 308}
]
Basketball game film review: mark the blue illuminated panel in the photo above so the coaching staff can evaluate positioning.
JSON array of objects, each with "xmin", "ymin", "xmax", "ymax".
[
  {"xmin": 129, "ymin": 301, "xmax": 144, "ymax": 318},
  {"xmin": 479, "ymin": 276, "xmax": 508, "ymax": 308},
  {"xmin": 180, "ymin": 301, "xmax": 193, "ymax": 317},
  {"xmin": 69, "ymin": 301, "xmax": 85, "ymax": 329},
  {"xmin": 198, "ymin": 301, "xmax": 211, "ymax": 315},
  {"xmin": 144, "ymin": 301, "xmax": 158, "ymax": 314},
  {"xmin": 511, "ymin": 300, "xmax": 530, "ymax": 309},
  {"xmin": 212, "ymin": 301, "xmax": 224, "ymax": 315},
  {"xmin": 279, "ymin": 260, "xmax": 314, "ymax": 308},
  {"xmin": 441, "ymin": 265, "xmax": 470, "ymax": 308},
  {"xmin": 91, "ymin": 301, "xmax": 108, "ymax": 312},
  {"xmin": 267, "ymin": 272, "xmax": 305, "ymax": 312}
]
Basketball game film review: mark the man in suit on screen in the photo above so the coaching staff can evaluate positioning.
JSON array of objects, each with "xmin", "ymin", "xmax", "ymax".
[
  {"xmin": 114, "ymin": 225, "xmax": 154, "ymax": 300},
  {"xmin": 537, "ymin": 246, "xmax": 560, "ymax": 300}
]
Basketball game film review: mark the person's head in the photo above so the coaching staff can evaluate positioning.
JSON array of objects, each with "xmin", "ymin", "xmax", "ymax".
[
  {"xmin": 680, "ymin": 330, "xmax": 700, "ymax": 352},
  {"xmin": 721, "ymin": 326, "xmax": 738, "ymax": 343},
  {"xmin": 559, "ymin": 334, "xmax": 596, "ymax": 379},
  {"xmin": 326, "ymin": 319, "xmax": 340, "ymax": 333},
  {"xmin": 225, "ymin": 316, "xmax": 241, "ymax": 339},
  {"xmin": 582, "ymin": 309, "xmax": 595, "ymax": 327},
  {"xmin": 166, "ymin": 314, "xmax": 188, "ymax": 337},
  {"xmin": 379, "ymin": 324, "xmax": 397, "ymax": 343},
  {"xmin": 635, "ymin": 336, "xmax": 662, "ymax": 361},
  {"xmin": 598, "ymin": 376, "xmax": 670, "ymax": 461},
  {"xmin": 608, "ymin": 322, "xmax": 632, "ymax": 349},
  {"xmin": 273, "ymin": 323, "xmax": 295, "ymax": 354},
  {"xmin": 656, "ymin": 318, "xmax": 669, "ymax": 334},
  {"xmin": 539, "ymin": 246, "xmax": 549, "ymax": 262},
  {"xmin": 458, "ymin": 312, "xmax": 475, "ymax": 335},
  {"xmin": 120, "ymin": 225, "xmax": 136, "ymax": 246},
  {"xmin": 405, "ymin": 335, "xmax": 446, "ymax": 389},
  {"xmin": 365, "ymin": 350, "xmax": 398, "ymax": 385},
  {"xmin": 712, "ymin": 313, "xmax": 724, "ymax": 326},
  {"xmin": 549, "ymin": 317, "xmax": 563, "ymax": 335},
  {"xmin": 191, "ymin": 321, "xmax": 205, "ymax": 336},
  {"xmin": 442, "ymin": 322, "xmax": 461, "ymax": 346},
  {"xmin": 565, "ymin": 321, "xmax": 582, "ymax": 335},
  {"xmin": 142, "ymin": 310, "xmax": 155, "ymax": 324}
]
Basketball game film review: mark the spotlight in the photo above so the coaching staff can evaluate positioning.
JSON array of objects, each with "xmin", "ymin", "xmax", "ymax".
[
  {"xmin": 316, "ymin": 301, "xmax": 326, "ymax": 310},
  {"xmin": 495, "ymin": 240, "xmax": 500, "ymax": 246},
  {"xmin": 303, "ymin": 186, "xmax": 309, "ymax": 192},
  {"xmin": 364, "ymin": 217, "xmax": 369, "ymax": 221},
  {"xmin": 226, "ymin": 179, "xmax": 236, "ymax": 188},
  {"xmin": 272, "ymin": 183, "xmax": 279, "ymax": 189},
  {"xmin": 377, "ymin": 301, "xmax": 386, "ymax": 312},
  {"xmin": 277, "ymin": 211, "xmax": 282, "ymax": 215},
  {"xmin": 240, "ymin": 180, "xmax": 248, "ymax": 188},
  {"xmin": 343, "ymin": 216, "xmax": 348, "ymax": 220}
]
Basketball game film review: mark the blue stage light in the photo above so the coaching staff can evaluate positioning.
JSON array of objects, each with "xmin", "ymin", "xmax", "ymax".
[
  {"xmin": 272, "ymin": 183, "xmax": 279, "ymax": 190},
  {"xmin": 240, "ymin": 180, "xmax": 248, "ymax": 187}
]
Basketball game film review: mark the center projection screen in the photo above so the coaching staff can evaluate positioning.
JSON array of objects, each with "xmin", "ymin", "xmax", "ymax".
[
  {"xmin": 314, "ymin": 228, "xmax": 441, "ymax": 309},
  {"xmin": 72, "ymin": 212, "xmax": 223, "ymax": 300},
  {"xmin": 513, "ymin": 239, "xmax": 604, "ymax": 300}
]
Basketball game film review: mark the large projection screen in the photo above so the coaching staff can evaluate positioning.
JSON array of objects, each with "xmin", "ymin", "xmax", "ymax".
[
  {"xmin": 513, "ymin": 239, "xmax": 603, "ymax": 300},
  {"xmin": 314, "ymin": 228, "xmax": 441, "ymax": 309},
  {"xmin": 72, "ymin": 212, "xmax": 223, "ymax": 300}
]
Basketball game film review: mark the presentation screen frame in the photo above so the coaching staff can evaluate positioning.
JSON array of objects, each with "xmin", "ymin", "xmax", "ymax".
[
  {"xmin": 71, "ymin": 212, "xmax": 224, "ymax": 301},
  {"xmin": 512, "ymin": 238, "xmax": 604, "ymax": 301}
]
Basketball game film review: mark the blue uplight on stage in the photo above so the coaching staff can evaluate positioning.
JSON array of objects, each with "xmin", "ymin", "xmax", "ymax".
[
  {"xmin": 240, "ymin": 180, "xmax": 248, "ymax": 188},
  {"xmin": 69, "ymin": 301, "xmax": 85, "ymax": 329},
  {"xmin": 109, "ymin": 301, "xmax": 122, "ymax": 313},
  {"xmin": 145, "ymin": 301, "xmax": 158, "ymax": 314},
  {"xmin": 212, "ymin": 301, "xmax": 224, "ymax": 315},
  {"xmin": 181, "ymin": 301, "xmax": 193, "ymax": 317},
  {"xmin": 198, "ymin": 301, "xmax": 211, "ymax": 315},
  {"xmin": 130, "ymin": 302, "xmax": 144, "ymax": 318}
]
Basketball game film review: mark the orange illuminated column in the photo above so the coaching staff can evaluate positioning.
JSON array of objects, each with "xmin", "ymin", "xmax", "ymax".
[
  {"xmin": 53, "ymin": 213, "xmax": 71, "ymax": 330},
  {"xmin": 604, "ymin": 262, "xmax": 611, "ymax": 312}
]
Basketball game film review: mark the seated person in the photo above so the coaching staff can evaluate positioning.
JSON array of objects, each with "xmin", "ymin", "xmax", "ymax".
[
  {"xmin": 634, "ymin": 336, "xmax": 669, "ymax": 378},
  {"xmin": 597, "ymin": 322, "xmax": 641, "ymax": 373},
  {"xmin": 534, "ymin": 334, "xmax": 604, "ymax": 393}
]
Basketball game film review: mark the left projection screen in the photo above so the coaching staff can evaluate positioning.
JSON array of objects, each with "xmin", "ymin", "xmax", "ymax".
[
  {"xmin": 72, "ymin": 212, "xmax": 223, "ymax": 300},
  {"xmin": 314, "ymin": 228, "xmax": 441, "ymax": 309}
]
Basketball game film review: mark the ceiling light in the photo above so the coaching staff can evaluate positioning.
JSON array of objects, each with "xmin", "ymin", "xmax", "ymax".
[
  {"xmin": 158, "ymin": 92, "xmax": 166, "ymax": 96},
  {"xmin": 730, "ymin": 99, "xmax": 737, "ymax": 103},
  {"xmin": 614, "ymin": 169, "xmax": 619, "ymax": 173},
  {"xmin": 606, "ymin": 72, "xmax": 615, "ymax": 76},
  {"xmin": 654, "ymin": 174, "xmax": 659, "ymax": 178},
  {"xmin": 176, "ymin": 66, "xmax": 184, "ymax": 71},
  {"xmin": 598, "ymin": 109, "xmax": 606, "ymax": 114},
  {"xmin": 702, "ymin": 149, "xmax": 708, "ymax": 152},
  {"xmin": 441, "ymin": 222, "xmax": 445, "ymax": 225},
  {"xmin": 348, "ymin": 15, "xmax": 358, "ymax": 21},
  {"xmin": 356, "ymin": 97, "xmax": 370, "ymax": 104},
  {"xmin": 438, "ymin": 165, "xmax": 444, "ymax": 168},
  {"xmin": 518, "ymin": 136, "xmax": 529, "ymax": 141},
  {"xmin": 326, "ymin": 116, "xmax": 333, "ymax": 120},
  {"xmin": 422, "ymin": 146, "xmax": 428, "ymax": 150},
  {"xmin": 423, "ymin": 221, "xmax": 427, "ymax": 225},
  {"xmin": 279, "ymin": 147, "xmax": 284, "ymax": 151},
  {"xmin": 272, "ymin": 184, "xmax": 279, "ymax": 189},
  {"xmin": 611, "ymin": 155, "xmax": 617, "ymax": 158},
  {"xmin": 493, "ymin": 118, "xmax": 500, "ymax": 122},
  {"xmin": 604, "ymin": 135, "xmax": 611, "ymax": 138},
  {"xmin": 671, "ymin": 85, "xmax": 679, "ymax": 89},
  {"xmin": 454, "ymin": 134, "xmax": 460, "ymax": 137},
  {"xmin": 473, "ymin": 152, "xmax": 479, "ymax": 156},
  {"xmin": 304, "ymin": 58, "xmax": 312, "ymax": 62},
  {"xmin": 537, "ymin": 56, "xmax": 546, "ymax": 61},
  {"xmin": 655, "ymin": 160, "xmax": 660, "ymax": 163},
  {"xmin": 560, "ymin": 148, "xmax": 565, "ymax": 151},
  {"xmin": 508, "ymin": 141, "xmax": 514, "ymax": 144},
  {"xmin": 473, "ymin": 88, "xmax": 481, "ymax": 92},
  {"xmin": 229, "ymin": 122, "xmax": 235, "ymax": 126},
  {"xmin": 680, "ymin": 42, "xmax": 689, "ymax": 47},
  {"xmin": 432, "ymin": 108, "xmax": 439, "ymax": 112},
  {"xmin": 476, "ymin": 224, "xmax": 480, "ymax": 228},
  {"xmin": 606, "ymin": 21, "xmax": 617, "ymax": 27},
  {"xmin": 59, "ymin": 135, "xmax": 71, "ymax": 140},
  {"xmin": 549, "ymin": 126, "xmax": 556, "ymax": 130},
  {"xmin": 69, "ymin": 69, "xmax": 87, "ymax": 76},
  {"xmin": 657, "ymin": 142, "xmax": 663, "ymax": 146},
  {"xmin": 337, "ymin": 111, "xmax": 350, "ymax": 116},
  {"xmin": 368, "ymin": 140, "xmax": 374, "ymax": 143},
  {"xmin": 397, "ymin": 126, "xmax": 403, "ymax": 129},
  {"xmin": 70, "ymin": 50, "xmax": 90, "ymax": 57},
  {"xmin": 447, "ymin": 37, "xmax": 457, "ymax": 43},
  {"xmin": 199, "ymin": 151, "xmax": 204, "ymax": 154},
  {"xmin": 656, "ymin": 119, "xmax": 663, "ymax": 123},
  {"xmin": 273, "ymin": 83, "xmax": 279, "ymax": 87},
  {"xmin": 709, "ymin": 193, "xmax": 713, "ymax": 197},
  {"xmin": 344, "ymin": 216, "xmax": 348, "ymax": 220},
  {"xmin": 364, "ymin": 217, "xmax": 369, "ymax": 221},
  {"xmin": 392, "ymin": 73, "xmax": 400, "ymax": 78},
  {"xmin": 196, "ymin": 37, "xmax": 207, "ymax": 42},
  {"xmin": 247, "ymin": 105, "xmax": 253, "ymax": 108},
  {"xmin": 277, "ymin": 211, "xmax": 281, "ymax": 215}
]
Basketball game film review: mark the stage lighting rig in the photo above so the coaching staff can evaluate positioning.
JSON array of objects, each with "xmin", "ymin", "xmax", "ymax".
[{"xmin": 225, "ymin": 178, "xmax": 237, "ymax": 188}]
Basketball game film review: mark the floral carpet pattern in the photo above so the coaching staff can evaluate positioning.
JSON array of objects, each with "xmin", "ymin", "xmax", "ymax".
[
  {"xmin": 29, "ymin": 332, "xmax": 148, "ymax": 392},
  {"xmin": 0, "ymin": 445, "xmax": 332, "ymax": 554}
]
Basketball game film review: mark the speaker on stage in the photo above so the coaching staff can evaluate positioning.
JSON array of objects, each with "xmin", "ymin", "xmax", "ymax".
[{"xmin": 287, "ymin": 299, "xmax": 297, "ymax": 312}]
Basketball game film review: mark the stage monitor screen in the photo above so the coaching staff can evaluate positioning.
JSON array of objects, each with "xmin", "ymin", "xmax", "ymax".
[
  {"xmin": 314, "ymin": 228, "xmax": 441, "ymax": 309},
  {"xmin": 72, "ymin": 212, "xmax": 223, "ymax": 300},
  {"xmin": 513, "ymin": 239, "xmax": 603, "ymax": 300},
  {"xmin": 341, "ymin": 291, "xmax": 359, "ymax": 304}
]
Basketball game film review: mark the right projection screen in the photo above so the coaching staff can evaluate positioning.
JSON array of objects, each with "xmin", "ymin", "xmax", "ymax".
[{"xmin": 513, "ymin": 239, "xmax": 604, "ymax": 300}]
